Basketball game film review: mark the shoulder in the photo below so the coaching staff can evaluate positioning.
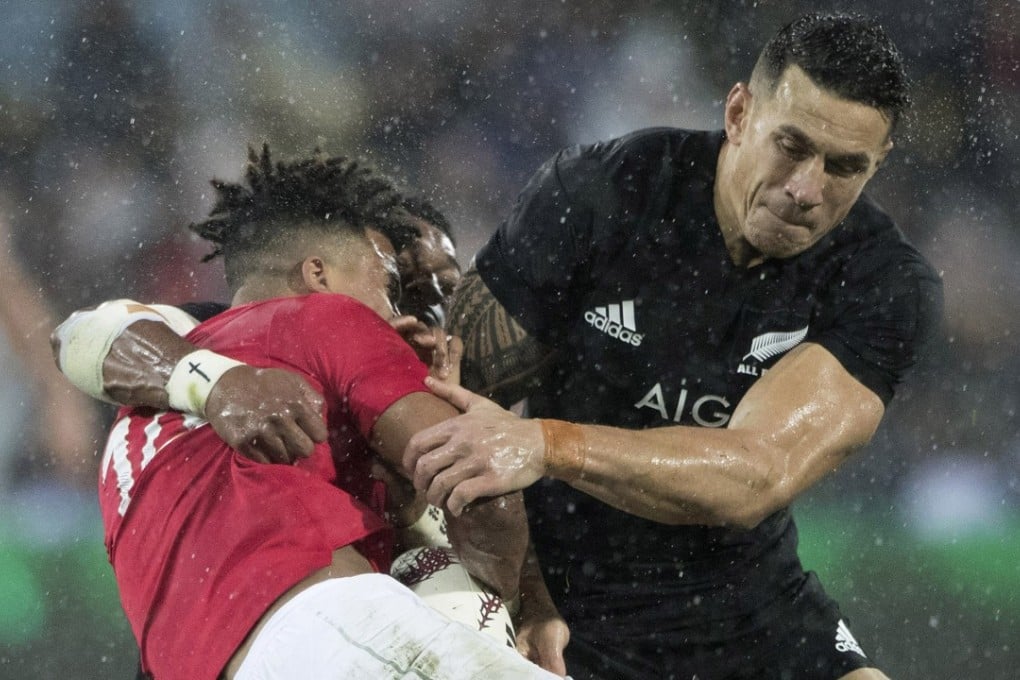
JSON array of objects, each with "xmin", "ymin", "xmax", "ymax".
[
  {"xmin": 544, "ymin": 128, "xmax": 721, "ymax": 234},
  {"xmin": 204, "ymin": 295, "xmax": 393, "ymax": 345},
  {"xmin": 834, "ymin": 195, "xmax": 940, "ymax": 285},
  {"xmin": 554, "ymin": 127, "xmax": 717, "ymax": 194}
]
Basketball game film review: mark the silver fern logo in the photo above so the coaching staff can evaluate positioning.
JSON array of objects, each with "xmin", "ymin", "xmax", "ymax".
[
  {"xmin": 742, "ymin": 327, "xmax": 809, "ymax": 362},
  {"xmin": 736, "ymin": 326, "xmax": 808, "ymax": 377}
]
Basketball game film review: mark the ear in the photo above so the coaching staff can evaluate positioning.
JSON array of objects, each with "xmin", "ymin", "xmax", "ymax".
[
  {"xmin": 723, "ymin": 82, "xmax": 752, "ymax": 145},
  {"xmin": 299, "ymin": 256, "xmax": 331, "ymax": 293}
]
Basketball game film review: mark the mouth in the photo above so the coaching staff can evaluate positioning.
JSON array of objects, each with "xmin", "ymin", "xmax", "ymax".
[{"xmin": 765, "ymin": 204, "xmax": 813, "ymax": 230}]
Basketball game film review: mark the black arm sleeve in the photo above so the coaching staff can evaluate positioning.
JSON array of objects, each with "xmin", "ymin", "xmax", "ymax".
[
  {"xmin": 178, "ymin": 301, "xmax": 228, "ymax": 323},
  {"xmin": 813, "ymin": 238, "xmax": 943, "ymax": 404}
]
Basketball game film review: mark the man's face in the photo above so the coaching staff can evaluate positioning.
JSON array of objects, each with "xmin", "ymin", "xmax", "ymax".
[
  {"xmin": 396, "ymin": 216, "xmax": 461, "ymax": 324},
  {"xmin": 723, "ymin": 65, "xmax": 893, "ymax": 260},
  {"xmin": 322, "ymin": 228, "xmax": 401, "ymax": 320}
]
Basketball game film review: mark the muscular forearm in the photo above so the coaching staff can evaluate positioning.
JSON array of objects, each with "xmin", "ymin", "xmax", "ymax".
[
  {"xmin": 411, "ymin": 344, "xmax": 886, "ymax": 529},
  {"xmin": 562, "ymin": 421, "xmax": 779, "ymax": 527},
  {"xmin": 444, "ymin": 492, "xmax": 529, "ymax": 602},
  {"xmin": 102, "ymin": 319, "xmax": 197, "ymax": 408},
  {"xmin": 555, "ymin": 345, "xmax": 885, "ymax": 528}
]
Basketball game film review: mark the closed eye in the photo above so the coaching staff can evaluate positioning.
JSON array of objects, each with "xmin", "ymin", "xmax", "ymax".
[{"xmin": 776, "ymin": 137, "xmax": 810, "ymax": 161}]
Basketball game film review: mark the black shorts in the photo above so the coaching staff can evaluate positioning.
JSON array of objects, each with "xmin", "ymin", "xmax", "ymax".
[{"xmin": 562, "ymin": 572, "xmax": 874, "ymax": 680}]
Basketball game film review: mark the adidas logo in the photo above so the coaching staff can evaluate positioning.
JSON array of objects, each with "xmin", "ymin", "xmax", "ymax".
[
  {"xmin": 584, "ymin": 300, "xmax": 643, "ymax": 347},
  {"xmin": 834, "ymin": 619, "xmax": 867, "ymax": 658}
]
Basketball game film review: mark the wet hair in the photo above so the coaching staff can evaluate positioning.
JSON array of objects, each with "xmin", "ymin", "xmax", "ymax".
[
  {"xmin": 190, "ymin": 144, "xmax": 403, "ymax": 290},
  {"xmin": 751, "ymin": 13, "xmax": 911, "ymax": 130},
  {"xmin": 402, "ymin": 195, "xmax": 456, "ymax": 247}
]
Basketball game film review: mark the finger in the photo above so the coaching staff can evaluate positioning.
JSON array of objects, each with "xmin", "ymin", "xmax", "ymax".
[
  {"xmin": 515, "ymin": 635, "xmax": 534, "ymax": 663},
  {"xmin": 276, "ymin": 422, "xmax": 317, "ymax": 461},
  {"xmin": 446, "ymin": 336, "xmax": 463, "ymax": 386},
  {"xmin": 446, "ymin": 476, "xmax": 494, "ymax": 516},
  {"xmin": 429, "ymin": 329, "xmax": 450, "ymax": 379},
  {"xmin": 403, "ymin": 424, "xmax": 454, "ymax": 474},
  {"xmin": 253, "ymin": 432, "xmax": 288, "ymax": 464},
  {"xmin": 423, "ymin": 377, "xmax": 483, "ymax": 412},
  {"xmin": 542, "ymin": 646, "xmax": 568, "ymax": 676},
  {"xmin": 389, "ymin": 315, "xmax": 426, "ymax": 335},
  {"xmin": 237, "ymin": 440, "xmax": 272, "ymax": 464},
  {"xmin": 423, "ymin": 457, "xmax": 479, "ymax": 508},
  {"xmin": 292, "ymin": 403, "xmax": 328, "ymax": 445}
]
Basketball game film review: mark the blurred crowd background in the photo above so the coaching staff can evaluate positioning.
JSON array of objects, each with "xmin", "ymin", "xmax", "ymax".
[{"xmin": 0, "ymin": 0, "xmax": 1016, "ymax": 678}]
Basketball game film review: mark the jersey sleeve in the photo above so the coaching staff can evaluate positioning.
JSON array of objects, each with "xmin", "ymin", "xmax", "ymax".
[
  {"xmin": 178, "ymin": 301, "xmax": 229, "ymax": 322},
  {"xmin": 474, "ymin": 146, "xmax": 616, "ymax": 347},
  {"xmin": 811, "ymin": 243, "xmax": 943, "ymax": 404},
  {"xmin": 475, "ymin": 129, "xmax": 694, "ymax": 347},
  {"xmin": 268, "ymin": 295, "xmax": 429, "ymax": 439}
]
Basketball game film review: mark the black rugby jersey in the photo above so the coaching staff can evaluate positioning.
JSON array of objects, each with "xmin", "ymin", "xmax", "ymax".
[{"xmin": 475, "ymin": 128, "xmax": 942, "ymax": 642}]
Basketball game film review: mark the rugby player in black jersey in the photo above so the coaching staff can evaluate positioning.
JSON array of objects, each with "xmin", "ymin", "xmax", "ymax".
[
  {"xmin": 402, "ymin": 13, "xmax": 942, "ymax": 680},
  {"xmin": 52, "ymin": 12, "xmax": 941, "ymax": 680}
]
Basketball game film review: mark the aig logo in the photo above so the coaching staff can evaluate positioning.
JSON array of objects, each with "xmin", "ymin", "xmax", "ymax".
[
  {"xmin": 634, "ymin": 381, "xmax": 731, "ymax": 427},
  {"xmin": 584, "ymin": 300, "xmax": 643, "ymax": 347}
]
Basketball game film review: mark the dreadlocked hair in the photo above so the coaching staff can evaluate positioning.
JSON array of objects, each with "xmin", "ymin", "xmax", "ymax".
[{"xmin": 190, "ymin": 144, "xmax": 404, "ymax": 289}]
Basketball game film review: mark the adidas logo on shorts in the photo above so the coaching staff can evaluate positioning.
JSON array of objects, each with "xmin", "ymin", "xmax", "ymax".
[
  {"xmin": 584, "ymin": 299, "xmax": 643, "ymax": 347},
  {"xmin": 834, "ymin": 618, "xmax": 867, "ymax": 657}
]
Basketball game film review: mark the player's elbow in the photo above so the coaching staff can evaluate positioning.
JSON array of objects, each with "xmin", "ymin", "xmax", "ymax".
[
  {"xmin": 721, "ymin": 490, "xmax": 786, "ymax": 530},
  {"xmin": 716, "ymin": 454, "xmax": 792, "ymax": 530}
]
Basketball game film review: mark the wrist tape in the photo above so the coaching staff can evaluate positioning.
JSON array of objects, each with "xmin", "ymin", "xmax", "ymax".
[
  {"xmin": 55, "ymin": 300, "xmax": 171, "ymax": 403},
  {"xmin": 165, "ymin": 349, "xmax": 244, "ymax": 415},
  {"xmin": 539, "ymin": 419, "xmax": 587, "ymax": 482}
]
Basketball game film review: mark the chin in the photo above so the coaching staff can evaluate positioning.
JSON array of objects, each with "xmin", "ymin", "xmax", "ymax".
[{"xmin": 748, "ymin": 228, "xmax": 812, "ymax": 260}]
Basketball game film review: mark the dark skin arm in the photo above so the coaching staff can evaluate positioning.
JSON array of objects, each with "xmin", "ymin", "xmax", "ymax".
[
  {"xmin": 51, "ymin": 310, "xmax": 453, "ymax": 464},
  {"xmin": 446, "ymin": 267, "xmax": 557, "ymax": 406},
  {"xmin": 371, "ymin": 391, "xmax": 529, "ymax": 602}
]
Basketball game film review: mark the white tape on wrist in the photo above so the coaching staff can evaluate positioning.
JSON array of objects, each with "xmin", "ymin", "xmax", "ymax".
[
  {"xmin": 55, "ymin": 299, "xmax": 174, "ymax": 403},
  {"xmin": 165, "ymin": 349, "xmax": 244, "ymax": 415}
]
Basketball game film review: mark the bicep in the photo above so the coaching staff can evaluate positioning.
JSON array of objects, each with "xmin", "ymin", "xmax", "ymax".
[
  {"xmin": 447, "ymin": 267, "xmax": 556, "ymax": 406},
  {"xmin": 370, "ymin": 392, "xmax": 460, "ymax": 473},
  {"xmin": 729, "ymin": 342, "xmax": 885, "ymax": 505}
]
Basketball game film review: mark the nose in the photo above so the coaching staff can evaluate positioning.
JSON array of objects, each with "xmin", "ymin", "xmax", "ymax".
[{"xmin": 784, "ymin": 156, "xmax": 825, "ymax": 210}]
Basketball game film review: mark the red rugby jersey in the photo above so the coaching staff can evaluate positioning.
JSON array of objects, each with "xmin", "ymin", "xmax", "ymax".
[{"xmin": 98, "ymin": 293, "xmax": 428, "ymax": 680}]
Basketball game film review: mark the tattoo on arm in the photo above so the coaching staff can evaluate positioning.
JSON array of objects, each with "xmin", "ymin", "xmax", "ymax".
[{"xmin": 447, "ymin": 267, "xmax": 555, "ymax": 406}]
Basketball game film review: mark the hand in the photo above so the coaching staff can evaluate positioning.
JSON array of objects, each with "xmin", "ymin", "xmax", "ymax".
[
  {"xmin": 404, "ymin": 378, "xmax": 546, "ymax": 515},
  {"xmin": 516, "ymin": 610, "xmax": 570, "ymax": 677},
  {"xmin": 389, "ymin": 315, "xmax": 461, "ymax": 383},
  {"xmin": 204, "ymin": 365, "xmax": 327, "ymax": 464}
]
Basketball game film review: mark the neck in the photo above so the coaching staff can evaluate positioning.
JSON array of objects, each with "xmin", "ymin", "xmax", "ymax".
[
  {"xmin": 231, "ymin": 277, "xmax": 301, "ymax": 307},
  {"xmin": 713, "ymin": 141, "xmax": 763, "ymax": 269}
]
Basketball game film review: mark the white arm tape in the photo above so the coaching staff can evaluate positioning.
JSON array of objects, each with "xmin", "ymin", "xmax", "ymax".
[
  {"xmin": 165, "ymin": 349, "xmax": 244, "ymax": 415},
  {"xmin": 54, "ymin": 299, "xmax": 197, "ymax": 403}
]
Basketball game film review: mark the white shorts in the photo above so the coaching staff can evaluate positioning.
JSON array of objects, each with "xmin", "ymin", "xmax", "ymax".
[{"xmin": 232, "ymin": 573, "xmax": 559, "ymax": 680}]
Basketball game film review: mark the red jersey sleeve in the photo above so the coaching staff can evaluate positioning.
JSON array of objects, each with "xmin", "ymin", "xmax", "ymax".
[{"xmin": 266, "ymin": 294, "xmax": 429, "ymax": 439}]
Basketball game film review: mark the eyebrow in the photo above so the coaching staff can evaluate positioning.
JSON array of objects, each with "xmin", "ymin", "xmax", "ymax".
[{"xmin": 776, "ymin": 125, "xmax": 871, "ymax": 171}]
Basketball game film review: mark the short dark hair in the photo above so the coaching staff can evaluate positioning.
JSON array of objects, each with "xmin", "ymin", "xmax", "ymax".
[
  {"xmin": 751, "ymin": 13, "xmax": 911, "ymax": 130},
  {"xmin": 191, "ymin": 144, "xmax": 403, "ymax": 289}
]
